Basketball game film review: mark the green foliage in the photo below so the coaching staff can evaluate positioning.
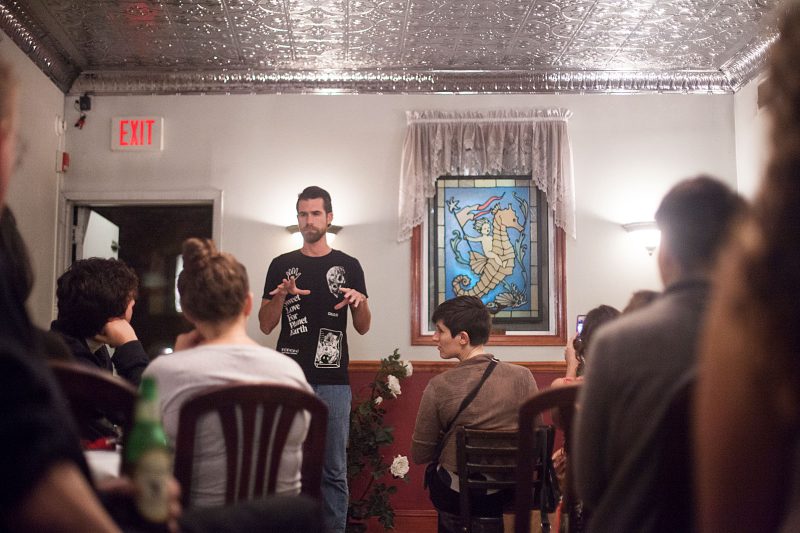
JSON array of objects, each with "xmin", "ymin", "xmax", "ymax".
[{"xmin": 347, "ymin": 349, "xmax": 411, "ymax": 531}]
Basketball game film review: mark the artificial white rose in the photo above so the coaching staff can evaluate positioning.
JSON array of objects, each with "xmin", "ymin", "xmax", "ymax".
[
  {"xmin": 401, "ymin": 360, "xmax": 413, "ymax": 378},
  {"xmin": 390, "ymin": 455, "xmax": 410, "ymax": 478},
  {"xmin": 374, "ymin": 396, "xmax": 383, "ymax": 405},
  {"xmin": 387, "ymin": 374, "xmax": 401, "ymax": 397}
]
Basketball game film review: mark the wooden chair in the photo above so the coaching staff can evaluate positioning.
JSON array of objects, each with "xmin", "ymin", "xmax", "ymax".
[
  {"xmin": 48, "ymin": 359, "xmax": 138, "ymax": 440},
  {"xmin": 515, "ymin": 383, "xmax": 582, "ymax": 533},
  {"xmin": 456, "ymin": 427, "xmax": 519, "ymax": 533},
  {"xmin": 173, "ymin": 383, "xmax": 328, "ymax": 508}
]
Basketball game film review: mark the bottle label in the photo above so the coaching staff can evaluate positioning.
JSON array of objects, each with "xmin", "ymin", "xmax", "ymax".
[{"xmin": 133, "ymin": 449, "xmax": 172, "ymax": 523}]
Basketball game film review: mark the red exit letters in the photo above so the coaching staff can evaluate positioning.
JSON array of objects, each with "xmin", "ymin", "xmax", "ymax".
[
  {"xmin": 111, "ymin": 116, "xmax": 163, "ymax": 151},
  {"xmin": 119, "ymin": 118, "xmax": 155, "ymax": 146}
]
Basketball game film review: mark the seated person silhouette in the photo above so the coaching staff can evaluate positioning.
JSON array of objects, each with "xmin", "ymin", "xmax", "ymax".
[{"xmin": 50, "ymin": 257, "xmax": 149, "ymax": 385}]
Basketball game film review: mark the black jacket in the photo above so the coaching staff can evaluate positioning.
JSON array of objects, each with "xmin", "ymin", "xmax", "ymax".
[{"xmin": 49, "ymin": 321, "xmax": 149, "ymax": 386}]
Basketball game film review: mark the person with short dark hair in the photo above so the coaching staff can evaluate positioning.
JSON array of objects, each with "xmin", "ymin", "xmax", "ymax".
[
  {"xmin": 411, "ymin": 295, "xmax": 538, "ymax": 533},
  {"xmin": 296, "ymin": 185, "xmax": 332, "ymax": 214},
  {"xmin": 50, "ymin": 257, "xmax": 149, "ymax": 385},
  {"xmin": 259, "ymin": 185, "xmax": 370, "ymax": 533},
  {"xmin": 574, "ymin": 175, "xmax": 746, "ymax": 533}
]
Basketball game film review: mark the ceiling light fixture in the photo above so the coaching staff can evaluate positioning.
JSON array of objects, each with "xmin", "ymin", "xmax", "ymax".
[{"xmin": 622, "ymin": 221, "xmax": 660, "ymax": 255}]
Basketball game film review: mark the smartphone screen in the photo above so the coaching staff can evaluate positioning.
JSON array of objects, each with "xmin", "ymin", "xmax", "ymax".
[{"xmin": 576, "ymin": 314, "xmax": 586, "ymax": 335}]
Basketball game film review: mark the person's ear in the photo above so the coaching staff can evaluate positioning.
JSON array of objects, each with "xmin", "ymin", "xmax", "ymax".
[
  {"xmin": 182, "ymin": 308, "xmax": 197, "ymax": 325},
  {"xmin": 459, "ymin": 331, "xmax": 470, "ymax": 345},
  {"xmin": 326, "ymin": 211, "xmax": 333, "ymax": 227},
  {"xmin": 243, "ymin": 292, "xmax": 254, "ymax": 317},
  {"xmin": 657, "ymin": 236, "xmax": 679, "ymax": 286}
]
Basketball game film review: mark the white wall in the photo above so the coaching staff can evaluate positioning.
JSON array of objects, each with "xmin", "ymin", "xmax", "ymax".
[
  {"xmin": 62, "ymin": 92, "xmax": 736, "ymax": 361},
  {"xmin": 734, "ymin": 75, "xmax": 771, "ymax": 200},
  {"xmin": 1, "ymin": 35, "xmax": 64, "ymax": 328}
]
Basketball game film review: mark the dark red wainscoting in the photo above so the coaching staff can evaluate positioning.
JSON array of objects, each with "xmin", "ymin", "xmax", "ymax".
[{"xmin": 347, "ymin": 360, "xmax": 565, "ymax": 532}]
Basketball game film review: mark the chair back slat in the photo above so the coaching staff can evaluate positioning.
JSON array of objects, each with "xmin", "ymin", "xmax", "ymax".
[
  {"xmin": 252, "ymin": 405, "xmax": 271, "ymax": 498},
  {"xmin": 515, "ymin": 383, "xmax": 582, "ymax": 533},
  {"xmin": 456, "ymin": 427, "xmax": 519, "ymax": 533},
  {"xmin": 465, "ymin": 463, "xmax": 517, "ymax": 475},
  {"xmin": 217, "ymin": 403, "xmax": 241, "ymax": 504},
  {"xmin": 174, "ymin": 383, "xmax": 328, "ymax": 508},
  {"xmin": 266, "ymin": 405, "xmax": 297, "ymax": 495},
  {"xmin": 237, "ymin": 402, "xmax": 259, "ymax": 502}
]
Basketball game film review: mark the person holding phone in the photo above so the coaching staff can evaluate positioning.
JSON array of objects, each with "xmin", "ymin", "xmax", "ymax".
[
  {"xmin": 553, "ymin": 305, "xmax": 620, "ymax": 386},
  {"xmin": 549, "ymin": 304, "xmax": 620, "ymax": 529}
]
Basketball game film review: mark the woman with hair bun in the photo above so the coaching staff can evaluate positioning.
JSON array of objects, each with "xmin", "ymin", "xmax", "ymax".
[{"xmin": 144, "ymin": 238, "xmax": 312, "ymax": 507}]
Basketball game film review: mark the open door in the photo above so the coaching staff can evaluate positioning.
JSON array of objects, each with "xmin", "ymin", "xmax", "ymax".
[
  {"xmin": 79, "ymin": 209, "xmax": 120, "ymax": 260},
  {"xmin": 65, "ymin": 202, "xmax": 216, "ymax": 358}
]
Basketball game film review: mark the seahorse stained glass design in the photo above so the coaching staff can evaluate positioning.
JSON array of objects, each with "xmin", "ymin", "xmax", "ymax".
[{"xmin": 432, "ymin": 177, "xmax": 547, "ymax": 326}]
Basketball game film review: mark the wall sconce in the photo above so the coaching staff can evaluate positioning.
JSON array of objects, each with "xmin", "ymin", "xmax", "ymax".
[
  {"xmin": 286, "ymin": 224, "xmax": 342, "ymax": 246},
  {"xmin": 622, "ymin": 221, "xmax": 660, "ymax": 255}
]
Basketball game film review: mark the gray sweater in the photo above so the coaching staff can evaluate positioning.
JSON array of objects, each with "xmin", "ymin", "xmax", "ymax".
[{"xmin": 574, "ymin": 278, "xmax": 709, "ymax": 533}]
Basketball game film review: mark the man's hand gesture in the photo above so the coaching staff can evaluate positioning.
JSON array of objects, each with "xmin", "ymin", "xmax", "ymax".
[
  {"xmin": 334, "ymin": 287, "xmax": 366, "ymax": 310},
  {"xmin": 269, "ymin": 277, "xmax": 311, "ymax": 298}
]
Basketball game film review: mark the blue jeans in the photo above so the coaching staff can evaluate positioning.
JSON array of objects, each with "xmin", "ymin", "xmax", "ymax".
[{"xmin": 312, "ymin": 384, "xmax": 351, "ymax": 533}]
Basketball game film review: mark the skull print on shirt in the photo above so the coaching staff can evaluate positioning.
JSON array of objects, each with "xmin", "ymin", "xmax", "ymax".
[{"xmin": 326, "ymin": 266, "xmax": 346, "ymax": 297}]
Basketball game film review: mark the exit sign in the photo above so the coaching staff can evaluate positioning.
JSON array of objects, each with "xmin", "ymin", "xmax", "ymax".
[{"xmin": 111, "ymin": 116, "xmax": 164, "ymax": 151}]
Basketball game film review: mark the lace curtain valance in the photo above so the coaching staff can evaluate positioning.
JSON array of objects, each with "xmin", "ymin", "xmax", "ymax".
[{"xmin": 398, "ymin": 108, "xmax": 575, "ymax": 241}]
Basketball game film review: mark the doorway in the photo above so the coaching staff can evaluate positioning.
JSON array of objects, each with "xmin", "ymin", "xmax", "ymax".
[{"xmin": 60, "ymin": 192, "xmax": 221, "ymax": 358}]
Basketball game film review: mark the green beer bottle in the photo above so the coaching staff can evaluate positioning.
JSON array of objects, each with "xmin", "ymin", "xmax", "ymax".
[{"xmin": 124, "ymin": 376, "xmax": 172, "ymax": 524}]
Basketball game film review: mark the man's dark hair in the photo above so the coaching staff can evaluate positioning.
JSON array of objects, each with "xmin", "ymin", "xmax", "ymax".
[
  {"xmin": 431, "ymin": 295, "xmax": 492, "ymax": 346},
  {"xmin": 296, "ymin": 186, "xmax": 332, "ymax": 214},
  {"xmin": 55, "ymin": 258, "xmax": 139, "ymax": 338},
  {"xmin": 655, "ymin": 175, "xmax": 746, "ymax": 272}
]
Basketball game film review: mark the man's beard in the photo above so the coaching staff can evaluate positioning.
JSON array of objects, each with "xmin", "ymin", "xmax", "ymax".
[{"xmin": 301, "ymin": 226, "xmax": 326, "ymax": 243}]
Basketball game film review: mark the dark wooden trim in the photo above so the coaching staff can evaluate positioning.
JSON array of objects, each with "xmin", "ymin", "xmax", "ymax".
[
  {"xmin": 410, "ymin": 224, "xmax": 568, "ymax": 347},
  {"xmin": 349, "ymin": 360, "xmax": 566, "ymax": 374},
  {"xmin": 410, "ymin": 224, "xmax": 425, "ymax": 345}
]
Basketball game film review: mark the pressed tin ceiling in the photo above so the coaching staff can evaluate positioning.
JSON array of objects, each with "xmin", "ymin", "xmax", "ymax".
[{"xmin": 0, "ymin": 0, "xmax": 784, "ymax": 95}]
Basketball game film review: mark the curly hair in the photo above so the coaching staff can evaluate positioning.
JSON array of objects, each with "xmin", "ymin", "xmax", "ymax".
[
  {"xmin": 472, "ymin": 217, "xmax": 490, "ymax": 232},
  {"xmin": 56, "ymin": 258, "xmax": 139, "ymax": 338},
  {"xmin": 177, "ymin": 238, "xmax": 249, "ymax": 323}
]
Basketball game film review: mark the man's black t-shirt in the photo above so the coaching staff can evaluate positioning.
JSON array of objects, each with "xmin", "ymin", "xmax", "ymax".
[{"xmin": 263, "ymin": 249, "xmax": 367, "ymax": 385}]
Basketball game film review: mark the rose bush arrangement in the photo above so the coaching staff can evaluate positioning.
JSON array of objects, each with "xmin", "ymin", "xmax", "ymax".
[{"xmin": 347, "ymin": 349, "xmax": 412, "ymax": 531}]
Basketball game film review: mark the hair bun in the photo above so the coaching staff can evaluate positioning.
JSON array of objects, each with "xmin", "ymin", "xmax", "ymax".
[{"xmin": 182, "ymin": 238, "xmax": 217, "ymax": 271}]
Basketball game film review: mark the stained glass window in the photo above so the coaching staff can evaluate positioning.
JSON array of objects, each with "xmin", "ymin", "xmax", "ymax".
[{"xmin": 428, "ymin": 175, "xmax": 551, "ymax": 332}]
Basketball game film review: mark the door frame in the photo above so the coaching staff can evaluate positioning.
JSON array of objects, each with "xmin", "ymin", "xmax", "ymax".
[{"xmin": 57, "ymin": 189, "xmax": 223, "ymax": 279}]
